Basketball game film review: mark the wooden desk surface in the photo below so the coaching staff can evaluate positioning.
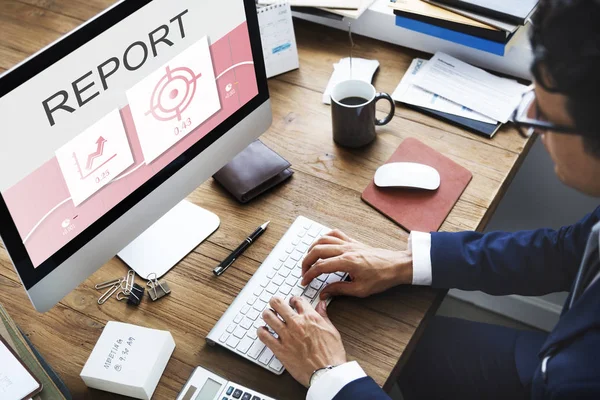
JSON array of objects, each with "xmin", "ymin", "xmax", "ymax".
[{"xmin": 0, "ymin": 1, "xmax": 532, "ymax": 399}]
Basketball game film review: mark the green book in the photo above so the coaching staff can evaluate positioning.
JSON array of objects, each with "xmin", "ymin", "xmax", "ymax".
[{"xmin": 0, "ymin": 305, "xmax": 71, "ymax": 400}]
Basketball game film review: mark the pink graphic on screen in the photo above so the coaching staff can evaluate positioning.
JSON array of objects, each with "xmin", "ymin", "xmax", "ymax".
[
  {"xmin": 146, "ymin": 65, "xmax": 201, "ymax": 122},
  {"xmin": 2, "ymin": 22, "xmax": 259, "ymax": 268}
]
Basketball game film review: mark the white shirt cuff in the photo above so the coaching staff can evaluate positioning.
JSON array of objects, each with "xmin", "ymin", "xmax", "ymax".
[
  {"xmin": 408, "ymin": 231, "xmax": 433, "ymax": 286},
  {"xmin": 306, "ymin": 361, "xmax": 367, "ymax": 400}
]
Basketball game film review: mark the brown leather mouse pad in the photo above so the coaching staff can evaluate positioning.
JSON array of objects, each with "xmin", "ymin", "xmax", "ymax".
[{"xmin": 362, "ymin": 138, "xmax": 472, "ymax": 233}]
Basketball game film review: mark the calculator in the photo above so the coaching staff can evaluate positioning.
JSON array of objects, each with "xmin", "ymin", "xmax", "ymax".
[{"xmin": 177, "ymin": 366, "xmax": 277, "ymax": 400}]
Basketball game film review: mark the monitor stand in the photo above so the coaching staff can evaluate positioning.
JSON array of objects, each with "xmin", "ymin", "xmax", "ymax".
[{"xmin": 117, "ymin": 200, "xmax": 220, "ymax": 279}]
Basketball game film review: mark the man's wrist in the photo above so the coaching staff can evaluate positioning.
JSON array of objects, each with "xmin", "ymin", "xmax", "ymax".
[{"xmin": 309, "ymin": 365, "xmax": 336, "ymax": 387}]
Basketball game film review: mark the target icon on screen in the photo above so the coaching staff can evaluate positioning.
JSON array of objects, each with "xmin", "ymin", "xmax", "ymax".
[{"xmin": 145, "ymin": 65, "xmax": 202, "ymax": 122}]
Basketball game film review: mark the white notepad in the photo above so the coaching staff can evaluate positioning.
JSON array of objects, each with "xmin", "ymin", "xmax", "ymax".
[
  {"xmin": 0, "ymin": 339, "xmax": 41, "ymax": 400},
  {"xmin": 257, "ymin": 2, "xmax": 300, "ymax": 78}
]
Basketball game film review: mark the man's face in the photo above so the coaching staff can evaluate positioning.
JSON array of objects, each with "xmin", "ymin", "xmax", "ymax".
[{"xmin": 534, "ymin": 78, "xmax": 600, "ymax": 197}]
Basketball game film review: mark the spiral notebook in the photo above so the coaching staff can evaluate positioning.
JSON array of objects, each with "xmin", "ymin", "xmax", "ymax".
[{"xmin": 257, "ymin": 2, "xmax": 300, "ymax": 78}]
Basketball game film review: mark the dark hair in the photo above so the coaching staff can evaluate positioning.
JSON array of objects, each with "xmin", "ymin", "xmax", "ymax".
[{"xmin": 530, "ymin": 0, "xmax": 600, "ymax": 157}]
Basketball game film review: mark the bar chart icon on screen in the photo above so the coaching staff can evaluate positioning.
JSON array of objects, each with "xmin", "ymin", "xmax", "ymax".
[
  {"xmin": 55, "ymin": 109, "xmax": 134, "ymax": 206},
  {"xmin": 126, "ymin": 36, "xmax": 222, "ymax": 164}
]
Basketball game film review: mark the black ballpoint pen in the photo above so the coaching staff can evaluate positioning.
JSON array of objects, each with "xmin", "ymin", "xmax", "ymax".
[{"xmin": 213, "ymin": 221, "xmax": 270, "ymax": 276}]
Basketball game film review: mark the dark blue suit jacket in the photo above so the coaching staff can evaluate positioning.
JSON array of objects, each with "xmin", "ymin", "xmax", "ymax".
[{"xmin": 334, "ymin": 206, "xmax": 600, "ymax": 400}]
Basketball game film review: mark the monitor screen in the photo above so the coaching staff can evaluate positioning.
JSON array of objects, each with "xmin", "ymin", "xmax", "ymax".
[{"xmin": 0, "ymin": 0, "xmax": 267, "ymax": 288}]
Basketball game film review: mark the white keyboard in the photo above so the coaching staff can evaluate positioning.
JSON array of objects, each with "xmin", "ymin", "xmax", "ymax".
[{"xmin": 206, "ymin": 216, "xmax": 348, "ymax": 375}]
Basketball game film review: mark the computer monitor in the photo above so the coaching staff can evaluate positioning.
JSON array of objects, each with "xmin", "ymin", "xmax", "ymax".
[{"xmin": 0, "ymin": 0, "xmax": 271, "ymax": 312}]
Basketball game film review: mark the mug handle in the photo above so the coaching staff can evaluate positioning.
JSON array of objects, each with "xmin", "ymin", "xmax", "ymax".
[{"xmin": 374, "ymin": 93, "xmax": 396, "ymax": 126}]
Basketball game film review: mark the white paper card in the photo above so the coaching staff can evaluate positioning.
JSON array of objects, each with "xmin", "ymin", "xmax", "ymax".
[
  {"xmin": 55, "ymin": 109, "xmax": 134, "ymax": 206},
  {"xmin": 0, "ymin": 341, "xmax": 39, "ymax": 400},
  {"xmin": 258, "ymin": 3, "xmax": 300, "ymax": 78},
  {"xmin": 412, "ymin": 52, "xmax": 527, "ymax": 123},
  {"xmin": 323, "ymin": 58, "xmax": 380, "ymax": 104},
  {"xmin": 81, "ymin": 322, "xmax": 176, "ymax": 400},
  {"xmin": 393, "ymin": 58, "xmax": 497, "ymax": 124},
  {"xmin": 126, "ymin": 36, "xmax": 221, "ymax": 164}
]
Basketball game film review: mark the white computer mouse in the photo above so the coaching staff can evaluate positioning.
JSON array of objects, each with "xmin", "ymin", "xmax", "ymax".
[{"xmin": 374, "ymin": 162, "xmax": 441, "ymax": 190}]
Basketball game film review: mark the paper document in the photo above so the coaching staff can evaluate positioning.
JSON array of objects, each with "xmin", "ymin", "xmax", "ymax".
[
  {"xmin": 393, "ymin": 58, "xmax": 497, "ymax": 124},
  {"xmin": 0, "ymin": 340, "xmax": 40, "ymax": 400},
  {"xmin": 323, "ymin": 58, "xmax": 380, "ymax": 104},
  {"xmin": 412, "ymin": 52, "xmax": 527, "ymax": 123}
]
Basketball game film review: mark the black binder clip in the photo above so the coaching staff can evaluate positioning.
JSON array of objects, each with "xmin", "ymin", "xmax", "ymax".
[
  {"xmin": 117, "ymin": 283, "xmax": 145, "ymax": 306},
  {"xmin": 147, "ymin": 273, "xmax": 171, "ymax": 301}
]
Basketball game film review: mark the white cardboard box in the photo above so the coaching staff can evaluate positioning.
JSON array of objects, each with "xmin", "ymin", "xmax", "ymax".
[{"xmin": 81, "ymin": 322, "xmax": 176, "ymax": 399}]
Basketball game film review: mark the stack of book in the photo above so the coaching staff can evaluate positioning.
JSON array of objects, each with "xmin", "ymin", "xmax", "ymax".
[
  {"xmin": 0, "ymin": 304, "xmax": 71, "ymax": 400},
  {"xmin": 389, "ymin": 0, "xmax": 538, "ymax": 55}
]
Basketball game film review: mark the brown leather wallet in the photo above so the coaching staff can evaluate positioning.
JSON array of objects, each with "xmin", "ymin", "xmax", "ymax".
[{"xmin": 213, "ymin": 140, "xmax": 293, "ymax": 203}]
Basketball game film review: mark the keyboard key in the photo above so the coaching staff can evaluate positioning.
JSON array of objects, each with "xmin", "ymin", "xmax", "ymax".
[
  {"xmin": 259, "ymin": 291, "xmax": 272, "ymax": 304},
  {"xmin": 303, "ymin": 287, "xmax": 318, "ymax": 299},
  {"xmin": 233, "ymin": 389, "xmax": 243, "ymax": 399},
  {"xmin": 233, "ymin": 326, "xmax": 247, "ymax": 339},
  {"xmin": 273, "ymin": 262, "xmax": 283, "ymax": 271},
  {"xmin": 269, "ymin": 357, "xmax": 284, "ymax": 373},
  {"xmin": 237, "ymin": 337, "xmax": 254, "ymax": 354},
  {"xmin": 335, "ymin": 271, "xmax": 345, "ymax": 277},
  {"xmin": 227, "ymin": 323, "xmax": 236, "ymax": 333},
  {"xmin": 325, "ymin": 274, "xmax": 344, "ymax": 285},
  {"xmin": 247, "ymin": 308, "xmax": 260, "ymax": 320},
  {"xmin": 248, "ymin": 340, "xmax": 266, "ymax": 359},
  {"xmin": 302, "ymin": 220, "xmax": 312, "ymax": 230},
  {"xmin": 308, "ymin": 226, "xmax": 322, "ymax": 237},
  {"xmin": 242, "ymin": 393, "xmax": 252, "ymax": 400},
  {"xmin": 286, "ymin": 275, "xmax": 298, "ymax": 286},
  {"xmin": 227, "ymin": 336, "xmax": 240, "ymax": 348},
  {"xmin": 266, "ymin": 269, "xmax": 276, "ymax": 279},
  {"xmin": 254, "ymin": 287, "xmax": 264, "ymax": 298},
  {"xmin": 279, "ymin": 284, "xmax": 293, "ymax": 295},
  {"xmin": 253, "ymin": 300, "xmax": 268, "ymax": 311},
  {"xmin": 298, "ymin": 228, "xmax": 308, "ymax": 238},
  {"xmin": 297, "ymin": 281, "xmax": 307, "ymax": 289},
  {"xmin": 254, "ymin": 317, "xmax": 265, "ymax": 329},
  {"xmin": 291, "ymin": 287, "xmax": 304, "ymax": 297},
  {"xmin": 234, "ymin": 314, "xmax": 243, "ymax": 323},
  {"xmin": 309, "ymin": 279, "xmax": 323, "ymax": 291},
  {"xmin": 273, "ymin": 275, "xmax": 285, "ymax": 285},
  {"xmin": 246, "ymin": 296, "xmax": 257, "ymax": 306},
  {"xmin": 247, "ymin": 328, "xmax": 258, "ymax": 340},
  {"xmin": 266, "ymin": 283, "xmax": 279, "ymax": 294},
  {"xmin": 290, "ymin": 250, "xmax": 303, "ymax": 261},
  {"xmin": 291, "ymin": 267, "xmax": 302, "ymax": 278},
  {"xmin": 285, "ymin": 245, "xmax": 294, "ymax": 254},
  {"xmin": 278, "ymin": 268, "xmax": 291, "ymax": 278},
  {"xmin": 241, "ymin": 305, "xmax": 250, "ymax": 315},
  {"xmin": 259, "ymin": 347, "xmax": 274, "ymax": 365},
  {"xmin": 240, "ymin": 317, "xmax": 254, "ymax": 330},
  {"xmin": 251, "ymin": 396, "xmax": 261, "ymax": 400},
  {"xmin": 219, "ymin": 333, "xmax": 230, "ymax": 343},
  {"xmin": 227, "ymin": 386, "xmax": 235, "ymax": 395},
  {"xmin": 297, "ymin": 243, "xmax": 309, "ymax": 253},
  {"xmin": 284, "ymin": 258, "xmax": 296, "ymax": 269},
  {"xmin": 279, "ymin": 253, "xmax": 288, "ymax": 262},
  {"xmin": 292, "ymin": 237, "xmax": 300, "ymax": 246},
  {"xmin": 260, "ymin": 278, "xmax": 269, "ymax": 287},
  {"xmin": 301, "ymin": 236, "xmax": 313, "ymax": 246},
  {"xmin": 316, "ymin": 274, "xmax": 327, "ymax": 282}
]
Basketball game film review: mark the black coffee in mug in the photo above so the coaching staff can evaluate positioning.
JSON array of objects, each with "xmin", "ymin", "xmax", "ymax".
[
  {"xmin": 331, "ymin": 80, "xmax": 395, "ymax": 148},
  {"xmin": 339, "ymin": 96, "xmax": 369, "ymax": 106}
]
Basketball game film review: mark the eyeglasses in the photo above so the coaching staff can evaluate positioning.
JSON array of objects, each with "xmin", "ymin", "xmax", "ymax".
[{"xmin": 512, "ymin": 85, "xmax": 581, "ymax": 138}]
